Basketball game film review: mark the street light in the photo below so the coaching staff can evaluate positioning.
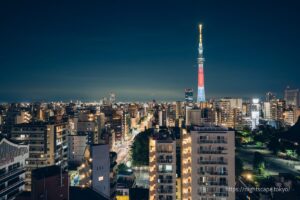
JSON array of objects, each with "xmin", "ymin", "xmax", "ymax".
[{"xmin": 246, "ymin": 173, "xmax": 253, "ymax": 181}]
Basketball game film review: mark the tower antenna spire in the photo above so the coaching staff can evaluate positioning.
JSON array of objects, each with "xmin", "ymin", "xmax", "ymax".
[
  {"xmin": 197, "ymin": 23, "xmax": 206, "ymax": 103},
  {"xmin": 199, "ymin": 24, "xmax": 203, "ymax": 47}
]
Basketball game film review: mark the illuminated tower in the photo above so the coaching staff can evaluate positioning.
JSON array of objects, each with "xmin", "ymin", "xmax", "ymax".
[{"xmin": 197, "ymin": 24, "xmax": 206, "ymax": 102}]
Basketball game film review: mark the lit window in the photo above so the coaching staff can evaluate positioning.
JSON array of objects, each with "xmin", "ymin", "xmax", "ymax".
[
  {"xmin": 98, "ymin": 176, "xmax": 104, "ymax": 181},
  {"xmin": 165, "ymin": 165, "xmax": 172, "ymax": 171}
]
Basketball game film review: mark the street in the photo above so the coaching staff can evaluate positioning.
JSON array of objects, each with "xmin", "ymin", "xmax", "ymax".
[{"xmin": 114, "ymin": 114, "xmax": 153, "ymax": 164}]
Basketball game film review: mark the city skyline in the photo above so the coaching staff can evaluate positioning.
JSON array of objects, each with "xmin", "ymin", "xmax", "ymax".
[
  {"xmin": 1, "ymin": 0, "xmax": 300, "ymax": 102},
  {"xmin": 1, "ymin": 1, "xmax": 300, "ymax": 200}
]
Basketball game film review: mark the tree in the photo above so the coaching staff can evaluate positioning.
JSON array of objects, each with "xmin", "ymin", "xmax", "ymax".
[
  {"xmin": 131, "ymin": 129, "xmax": 152, "ymax": 166},
  {"xmin": 253, "ymin": 152, "xmax": 265, "ymax": 175},
  {"xmin": 235, "ymin": 156, "xmax": 244, "ymax": 177},
  {"xmin": 117, "ymin": 163, "xmax": 129, "ymax": 172},
  {"xmin": 267, "ymin": 137, "xmax": 281, "ymax": 155}
]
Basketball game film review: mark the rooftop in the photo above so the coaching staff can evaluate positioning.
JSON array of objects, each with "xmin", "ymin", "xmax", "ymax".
[
  {"xmin": 152, "ymin": 128, "xmax": 175, "ymax": 142},
  {"xmin": 32, "ymin": 165, "xmax": 66, "ymax": 180},
  {"xmin": 190, "ymin": 125, "xmax": 228, "ymax": 132},
  {"xmin": 0, "ymin": 134, "xmax": 27, "ymax": 145},
  {"xmin": 117, "ymin": 177, "xmax": 135, "ymax": 189}
]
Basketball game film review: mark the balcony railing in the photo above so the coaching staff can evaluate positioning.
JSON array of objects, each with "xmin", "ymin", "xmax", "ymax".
[
  {"xmin": 158, "ymin": 159, "xmax": 173, "ymax": 163},
  {"xmin": 157, "ymin": 189, "xmax": 173, "ymax": 194},
  {"xmin": 198, "ymin": 140, "xmax": 227, "ymax": 144},
  {"xmin": 198, "ymin": 160, "xmax": 228, "ymax": 165},
  {"xmin": 158, "ymin": 196, "xmax": 174, "ymax": 200},
  {"xmin": 0, "ymin": 179, "xmax": 24, "ymax": 196},
  {"xmin": 198, "ymin": 150, "xmax": 226, "ymax": 154},
  {"xmin": 157, "ymin": 150, "xmax": 173, "ymax": 154},
  {"xmin": 215, "ymin": 192, "xmax": 229, "ymax": 197},
  {"xmin": 158, "ymin": 170, "xmax": 173, "ymax": 174},
  {"xmin": 158, "ymin": 179, "xmax": 173, "ymax": 184},
  {"xmin": 198, "ymin": 171, "xmax": 228, "ymax": 176},
  {"xmin": 0, "ymin": 168, "xmax": 25, "ymax": 183},
  {"xmin": 198, "ymin": 192, "xmax": 228, "ymax": 197},
  {"xmin": 198, "ymin": 181, "xmax": 228, "ymax": 186}
]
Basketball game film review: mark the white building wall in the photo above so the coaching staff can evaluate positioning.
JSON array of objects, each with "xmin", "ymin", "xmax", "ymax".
[{"xmin": 92, "ymin": 144, "xmax": 110, "ymax": 198}]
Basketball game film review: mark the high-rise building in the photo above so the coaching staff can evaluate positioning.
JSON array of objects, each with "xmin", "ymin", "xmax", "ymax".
[
  {"xmin": 185, "ymin": 105, "xmax": 193, "ymax": 126},
  {"xmin": 149, "ymin": 130, "xmax": 176, "ymax": 200},
  {"xmin": 181, "ymin": 125, "xmax": 235, "ymax": 200},
  {"xmin": 73, "ymin": 143, "xmax": 117, "ymax": 199},
  {"xmin": 11, "ymin": 122, "xmax": 69, "ymax": 191},
  {"xmin": 77, "ymin": 111, "xmax": 99, "ymax": 144},
  {"xmin": 265, "ymin": 92, "xmax": 276, "ymax": 102},
  {"xmin": 242, "ymin": 102, "xmax": 251, "ymax": 117},
  {"xmin": 110, "ymin": 93, "xmax": 116, "ymax": 105},
  {"xmin": 185, "ymin": 89, "xmax": 194, "ymax": 103},
  {"xmin": 215, "ymin": 100, "xmax": 232, "ymax": 128},
  {"xmin": 263, "ymin": 102, "xmax": 271, "ymax": 119},
  {"xmin": 68, "ymin": 134, "xmax": 88, "ymax": 166},
  {"xmin": 186, "ymin": 108, "xmax": 202, "ymax": 126},
  {"xmin": 213, "ymin": 99, "xmax": 242, "ymax": 129},
  {"xmin": 284, "ymin": 86, "xmax": 299, "ymax": 107},
  {"xmin": 159, "ymin": 109, "xmax": 168, "ymax": 127},
  {"xmin": 231, "ymin": 108, "xmax": 243, "ymax": 130},
  {"xmin": 197, "ymin": 24, "xmax": 206, "ymax": 102},
  {"xmin": 222, "ymin": 98, "xmax": 243, "ymax": 110},
  {"xmin": 175, "ymin": 101, "xmax": 182, "ymax": 120},
  {"xmin": 91, "ymin": 144, "xmax": 117, "ymax": 200},
  {"xmin": 0, "ymin": 136, "xmax": 29, "ymax": 200},
  {"xmin": 283, "ymin": 108, "xmax": 297, "ymax": 126},
  {"xmin": 251, "ymin": 98, "xmax": 260, "ymax": 129},
  {"xmin": 270, "ymin": 99, "xmax": 286, "ymax": 122},
  {"xmin": 15, "ymin": 111, "xmax": 31, "ymax": 124},
  {"xmin": 112, "ymin": 113, "xmax": 123, "ymax": 143}
]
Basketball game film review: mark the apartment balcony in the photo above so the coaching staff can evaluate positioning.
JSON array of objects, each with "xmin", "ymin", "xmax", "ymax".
[
  {"xmin": 55, "ymin": 153, "xmax": 61, "ymax": 159},
  {"xmin": 198, "ymin": 160, "xmax": 227, "ymax": 165},
  {"xmin": 157, "ymin": 171, "xmax": 173, "ymax": 174},
  {"xmin": 149, "ymin": 151, "xmax": 156, "ymax": 156},
  {"xmin": 198, "ymin": 140, "xmax": 227, "ymax": 144},
  {"xmin": 61, "ymin": 131, "xmax": 69, "ymax": 137},
  {"xmin": 198, "ymin": 192, "xmax": 228, "ymax": 197},
  {"xmin": 215, "ymin": 192, "xmax": 229, "ymax": 197},
  {"xmin": 149, "ymin": 189, "xmax": 156, "ymax": 197},
  {"xmin": 158, "ymin": 179, "xmax": 173, "ymax": 184},
  {"xmin": 157, "ymin": 189, "xmax": 173, "ymax": 194},
  {"xmin": 0, "ymin": 168, "xmax": 25, "ymax": 183},
  {"xmin": 157, "ymin": 159, "xmax": 173, "ymax": 164},
  {"xmin": 29, "ymin": 150, "xmax": 44, "ymax": 153},
  {"xmin": 0, "ymin": 179, "xmax": 24, "ymax": 196},
  {"xmin": 198, "ymin": 150, "xmax": 226, "ymax": 154},
  {"xmin": 29, "ymin": 144, "xmax": 45, "ymax": 148},
  {"xmin": 198, "ymin": 171, "xmax": 228, "ymax": 176},
  {"xmin": 149, "ymin": 159, "xmax": 156, "ymax": 164},
  {"xmin": 182, "ymin": 152, "xmax": 192, "ymax": 157},
  {"xmin": 26, "ymin": 163, "xmax": 47, "ymax": 168},
  {"xmin": 28, "ymin": 137, "xmax": 45, "ymax": 140},
  {"xmin": 157, "ymin": 150, "xmax": 173, "ymax": 154},
  {"xmin": 158, "ymin": 196, "xmax": 174, "ymax": 200},
  {"xmin": 198, "ymin": 181, "xmax": 228, "ymax": 186}
]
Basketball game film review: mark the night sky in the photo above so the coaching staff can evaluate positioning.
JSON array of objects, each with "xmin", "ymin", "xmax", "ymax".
[{"xmin": 0, "ymin": 0, "xmax": 300, "ymax": 102}]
